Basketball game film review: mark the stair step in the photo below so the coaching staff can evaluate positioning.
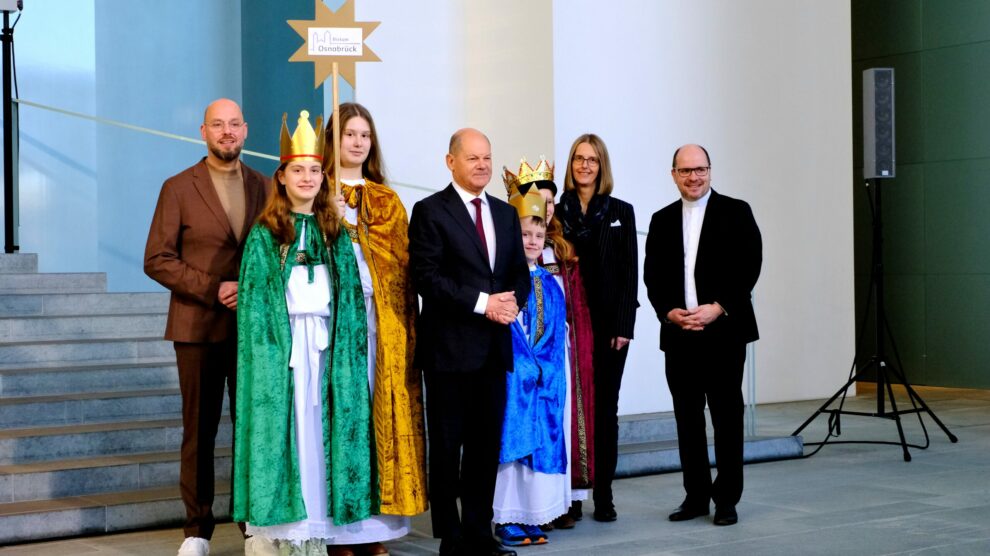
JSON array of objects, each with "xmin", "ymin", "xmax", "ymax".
[
  {"xmin": 0, "ymin": 448, "xmax": 231, "ymax": 502},
  {"xmin": 0, "ymin": 358, "xmax": 179, "ymax": 397},
  {"xmin": 0, "ymin": 337, "xmax": 171, "ymax": 366},
  {"xmin": 0, "ymin": 389, "xmax": 189, "ymax": 428},
  {"xmin": 615, "ymin": 435, "xmax": 805, "ymax": 478},
  {"xmin": 0, "ymin": 313, "xmax": 167, "ymax": 342},
  {"xmin": 618, "ymin": 411, "xmax": 678, "ymax": 444},
  {"xmin": 0, "ymin": 254, "xmax": 38, "ymax": 274},
  {"xmin": 0, "ymin": 292, "xmax": 169, "ymax": 317},
  {"xmin": 0, "ymin": 273, "xmax": 107, "ymax": 295},
  {"xmin": 0, "ymin": 483, "xmax": 231, "ymax": 544},
  {"xmin": 0, "ymin": 417, "xmax": 232, "ymax": 465}
]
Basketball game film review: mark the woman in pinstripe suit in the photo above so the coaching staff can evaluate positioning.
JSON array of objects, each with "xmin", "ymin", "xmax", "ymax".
[{"xmin": 557, "ymin": 134, "xmax": 639, "ymax": 523}]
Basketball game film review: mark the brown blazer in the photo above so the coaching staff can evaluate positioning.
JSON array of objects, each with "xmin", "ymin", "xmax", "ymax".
[{"xmin": 144, "ymin": 158, "xmax": 270, "ymax": 343}]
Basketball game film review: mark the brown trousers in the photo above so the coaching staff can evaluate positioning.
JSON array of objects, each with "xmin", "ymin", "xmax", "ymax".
[{"xmin": 174, "ymin": 338, "xmax": 237, "ymax": 540}]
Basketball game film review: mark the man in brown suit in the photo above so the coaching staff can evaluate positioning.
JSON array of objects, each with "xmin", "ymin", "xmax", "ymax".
[{"xmin": 144, "ymin": 98, "xmax": 269, "ymax": 556}]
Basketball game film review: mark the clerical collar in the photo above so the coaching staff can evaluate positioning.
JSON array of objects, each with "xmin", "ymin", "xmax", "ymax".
[
  {"xmin": 682, "ymin": 188, "xmax": 712, "ymax": 208},
  {"xmin": 341, "ymin": 177, "xmax": 365, "ymax": 186}
]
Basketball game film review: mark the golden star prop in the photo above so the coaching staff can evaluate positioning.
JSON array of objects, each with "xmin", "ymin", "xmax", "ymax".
[{"xmin": 288, "ymin": 0, "xmax": 381, "ymax": 89}]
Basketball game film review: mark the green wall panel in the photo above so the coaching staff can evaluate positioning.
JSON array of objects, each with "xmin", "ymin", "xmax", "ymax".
[
  {"xmin": 924, "ymin": 158, "xmax": 990, "ymax": 275},
  {"xmin": 923, "ymin": 43, "xmax": 990, "ymax": 162},
  {"xmin": 925, "ymin": 274, "xmax": 990, "ymax": 388},
  {"xmin": 851, "ymin": 0, "xmax": 922, "ymax": 59},
  {"xmin": 922, "ymin": 0, "xmax": 990, "ymax": 49},
  {"xmin": 853, "ymin": 1, "xmax": 990, "ymax": 390},
  {"xmin": 877, "ymin": 164, "xmax": 926, "ymax": 275}
]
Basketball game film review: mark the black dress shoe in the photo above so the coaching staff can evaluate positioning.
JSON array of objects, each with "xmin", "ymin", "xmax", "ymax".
[
  {"xmin": 668, "ymin": 504, "xmax": 710, "ymax": 522},
  {"xmin": 475, "ymin": 540, "xmax": 517, "ymax": 556},
  {"xmin": 713, "ymin": 506, "xmax": 738, "ymax": 526},
  {"xmin": 438, "ymin": 537, "xmax": 463, "ymax": 556},
  {"xmin": 593, "ymin": 507, "xmax": 617, "ymax": 522}
]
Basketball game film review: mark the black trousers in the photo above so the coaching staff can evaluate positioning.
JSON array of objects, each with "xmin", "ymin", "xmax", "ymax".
[
  {"xmin": 174, "ymin": 338, "xmax": 238, "ymax": 540},
  {"xmin": 592, "ymin": 335, "xmax": 629, "ymax": 510},
  {"xmin": 664, "ymin": 339, "xmax": 746, "ymax": 509},
  {"xmin": 424, "ymin": 364, "xmax": 507, "ymax": 545}
]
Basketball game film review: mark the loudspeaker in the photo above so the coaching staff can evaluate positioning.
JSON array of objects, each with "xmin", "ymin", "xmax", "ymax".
[{"xmin": 863, "ymin": 68, "xmax": 895, "ymax": 179}]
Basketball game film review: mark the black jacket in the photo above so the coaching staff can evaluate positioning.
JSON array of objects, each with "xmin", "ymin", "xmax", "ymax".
[
  {"xmin": 643, "ymin": 189, "xmax": 762, "ymax": 351},
  {"xmin": 408, "ymin": 184, "xmax": 531, "ymax": 372}
]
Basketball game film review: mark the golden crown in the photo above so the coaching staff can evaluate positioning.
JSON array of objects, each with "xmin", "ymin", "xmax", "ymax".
[
  {"xmin": 502, "ymin": 156, "xmax": 554, "ymax": 191},
  {"xmin": 503, "ymin": 156, "xmax": 552, "ymax": 221},
  {"xmin": 509, "ymin": 186, "xmax": 547, "ymax": 221},
  {"xmin": 279, "ymin": 110, "xmax": 325, "ymax": 163}
]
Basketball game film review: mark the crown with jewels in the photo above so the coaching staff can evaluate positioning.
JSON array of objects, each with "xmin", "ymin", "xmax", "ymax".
[
  {"xmin": 503, "ymin": 156, "xmax": 552, "ymax": 221},
  {"xmin": 503, "ymin": 156, "xmax": 554, "ymax": 191},
  {"xmin": 279, "ymin": 110, "xmax": 326, "ymax": 163}
]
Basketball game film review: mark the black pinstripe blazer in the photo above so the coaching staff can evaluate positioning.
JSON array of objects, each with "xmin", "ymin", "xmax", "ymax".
[{"xmin": 563, "ymin": 195, "xmax": 640, "ymax": 340}]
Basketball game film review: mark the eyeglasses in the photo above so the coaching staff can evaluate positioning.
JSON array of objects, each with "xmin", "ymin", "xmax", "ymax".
[
  {"xmin": 206, "ymin": 120, "xmax": 245, "ymax": 132},
  {"xmin": 674, "ymin": 166, "xmax": 710, "ymax": 177},
  {"xmin": 573, "ymin": 155, "xmax": 600, "ymax": 167}
]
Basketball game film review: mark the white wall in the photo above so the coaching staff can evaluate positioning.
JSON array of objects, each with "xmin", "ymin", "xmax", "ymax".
[{"xmin": 553, "ymin": 0, "xmax": 855, "ymax": 411}]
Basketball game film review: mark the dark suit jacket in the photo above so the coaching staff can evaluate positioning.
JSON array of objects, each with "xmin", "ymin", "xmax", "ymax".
[
  {"xmin": 408, "ymin": 184, "xmax": 531, "ymax": 372},
  {"xmin": 144, "ymin": 158, "xmax": 269, "ymax": 343},
  {"xmin": 643, "ymin": 189, "xmax": 762, "ymax": 352},
  {"xmin": 567, "ymin": 196, "xmax": 640, "ymax": 340}
]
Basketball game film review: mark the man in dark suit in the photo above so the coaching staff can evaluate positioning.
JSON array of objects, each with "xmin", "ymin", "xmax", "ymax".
[
  {"xmin": 144, "ymin": 99, "xmax": 269, "ymax": 556},
  {"xmin": 408, "ymin": 128, "xmax": 530, "ymax": 556},
  {"xmin": 643, "ymin": 144, "xmax": 762, "ymax": 527}
]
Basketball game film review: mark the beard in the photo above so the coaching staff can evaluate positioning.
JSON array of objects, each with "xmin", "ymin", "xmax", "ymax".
[{"xmin": 210, "ymin": 142, "xmax": 242, "ymax": 162}]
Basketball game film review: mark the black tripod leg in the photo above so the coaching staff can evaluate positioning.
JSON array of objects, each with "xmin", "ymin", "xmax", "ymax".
[
  {"xmin": 899, "ymin": 379, "xmax": 959, "ymax": 443},
  {"xmin": 880, "ymin": 362, "xmax": 911, "ymax": 461},
  {"xmin": 791, "ymin": 368, "xmax": 867, "ymax": 437}
]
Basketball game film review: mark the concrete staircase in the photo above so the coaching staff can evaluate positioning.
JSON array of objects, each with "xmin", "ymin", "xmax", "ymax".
[{"xmin": 0, "ymin": 253, "xmax": 231, "ymax": 544}]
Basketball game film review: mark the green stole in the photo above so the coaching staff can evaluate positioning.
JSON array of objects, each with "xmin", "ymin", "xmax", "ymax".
[{"xmin": 232, "ymin": 214, "xmax": 378, "ymax": 527}]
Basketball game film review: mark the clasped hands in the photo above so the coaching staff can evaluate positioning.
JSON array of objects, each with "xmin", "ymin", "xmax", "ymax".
[
  {"xmin": 667, "ymin": 303, "xmax": 723, "ymax": 331},
  {"xmin": 485, "ymin": 292, "xmax": 519, "ymax": 325}
]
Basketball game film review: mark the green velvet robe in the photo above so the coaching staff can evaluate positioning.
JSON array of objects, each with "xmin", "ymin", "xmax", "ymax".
[{"xmin": 232, "ymin": 215, "xmax": 378, "ymax": 527}]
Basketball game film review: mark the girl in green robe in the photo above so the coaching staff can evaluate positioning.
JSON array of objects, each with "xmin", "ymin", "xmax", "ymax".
[{"xmin": 234, "ymin": 111, "xmax": 377, "ymax": 556}]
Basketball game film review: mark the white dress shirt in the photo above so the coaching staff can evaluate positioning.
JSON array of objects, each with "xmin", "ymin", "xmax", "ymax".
[
  {"xmin": 451, "ymin": 181, "xmax": 497, "ymax": 314},
  {"xmin": 682, "ymin": 188, "xmax": 712, "ymax": 310}
]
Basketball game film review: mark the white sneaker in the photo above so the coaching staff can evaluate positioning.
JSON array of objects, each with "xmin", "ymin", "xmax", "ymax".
[{"xmin": 177, "ymin": 536, "xmax": 210, "ymax": 556}]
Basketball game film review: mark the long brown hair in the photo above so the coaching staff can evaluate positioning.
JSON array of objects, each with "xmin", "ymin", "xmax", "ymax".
[
  {"xmin": 563, "ymin": 133, "xmax": 615, "ymax": 196},
  {"xmin": 257, "ymin": 161, "xmax": 341, "ymax": 245},
  {"xmin": 322, "ymin": 102, "xmax": 388, "ymax": 184},
  {"xmin": 546, "ymin": 217, "xmax": 577, "ymax": 264}
]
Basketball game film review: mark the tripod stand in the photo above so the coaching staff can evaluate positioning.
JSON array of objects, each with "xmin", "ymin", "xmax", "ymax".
[{"xmin": 792, "ymin": 178, "xmax": 957, "ymax": 461}]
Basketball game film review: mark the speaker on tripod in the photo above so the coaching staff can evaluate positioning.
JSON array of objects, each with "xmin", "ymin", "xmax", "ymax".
[{"xmin": 792, "ymin": 68, "xmax": 957, "ymax": 461}]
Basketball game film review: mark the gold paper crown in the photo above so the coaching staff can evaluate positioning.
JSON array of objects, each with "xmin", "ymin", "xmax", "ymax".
[
  {"xmin": 279, "ymin": 110, "xmax": 326, "ymax": 163},
  {"xmin": 503, "ymin": 156, "xmax": 552, "ymax": 221},
  {"xmin": 509, "ymin": 186, "xmax": 548, "ymax": 221},
  {"xmin": 502, "ymin": 156, "xmax": 554, "ymax": 191}
]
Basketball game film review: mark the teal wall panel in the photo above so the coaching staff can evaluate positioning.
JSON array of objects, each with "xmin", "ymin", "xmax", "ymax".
[{"xmin": 241, "ymin": 0, "xmax": 326, "ymax": 176}]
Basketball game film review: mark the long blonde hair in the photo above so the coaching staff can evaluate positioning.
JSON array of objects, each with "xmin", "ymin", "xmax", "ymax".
[{"xmin": 563, "ymin": 133, "xmax": 615, "ymax": 196}]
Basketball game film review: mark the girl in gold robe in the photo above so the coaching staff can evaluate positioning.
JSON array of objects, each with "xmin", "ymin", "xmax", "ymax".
[{"xmin": 323, "ymin": 103, "xmax": 428, "ymax": 556}]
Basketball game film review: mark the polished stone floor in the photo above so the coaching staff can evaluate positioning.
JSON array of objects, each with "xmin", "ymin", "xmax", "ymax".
[{"xmin": 2, "ymin": 385, "xmax": 987, "ymax": 555}]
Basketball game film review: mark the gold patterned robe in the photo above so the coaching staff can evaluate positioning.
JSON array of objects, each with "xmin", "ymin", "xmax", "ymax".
[{"xmin": 343, "ymin": 180, "xmax": 428, "ymax": 516}]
